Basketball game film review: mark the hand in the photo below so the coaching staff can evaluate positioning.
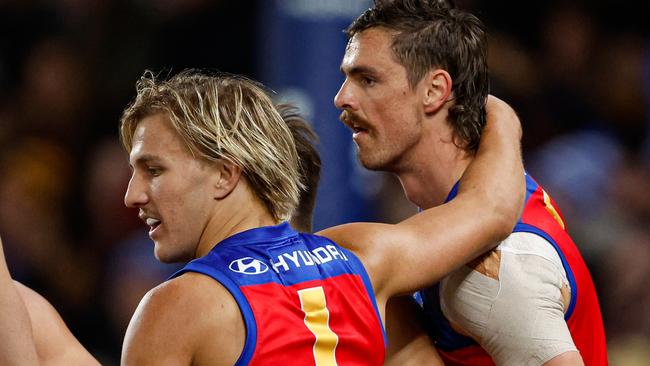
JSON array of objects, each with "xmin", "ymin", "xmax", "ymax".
[{"xmin": 484, "ymin": 95, "xmax": 522, "ymax": 142}]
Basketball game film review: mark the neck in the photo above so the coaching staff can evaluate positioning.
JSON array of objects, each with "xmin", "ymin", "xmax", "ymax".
[
  {"xmin": 195, "ymin": 183, "xmax": 276, "ymax": 258},
  {"xmin": 394, "ymin": 121, "xmax": 473, "ymax": 209}
]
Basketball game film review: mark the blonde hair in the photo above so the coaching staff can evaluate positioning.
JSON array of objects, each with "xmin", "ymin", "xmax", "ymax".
[{"xmin": 120, "ymin": 70, "xmax": 303, "ymax": 222}]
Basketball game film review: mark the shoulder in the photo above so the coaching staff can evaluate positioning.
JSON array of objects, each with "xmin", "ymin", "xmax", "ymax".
[
  {"xmin": 500, "ymin": 232, "xmax": 564, "ymax": 270},
  {"xmin": 135, "ymin": 272, "xmax": 236, "ymax": 316},
  {"xmin": 122, "ymin": 272, "xmax": 244, "ymax": 366},
  {"xmin": 468, "ymin": 232, "xmax": 561, "ymax": 280}
]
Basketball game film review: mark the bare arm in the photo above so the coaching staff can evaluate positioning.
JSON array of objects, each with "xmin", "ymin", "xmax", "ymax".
[
  {"xmin": 0, "ymin": 237, "xmax": 39, "ymax": 366},
  {"xmin": 384, "ymin": 296, "xmax": 443, "ymax": 366},
  {"xmin": 320, "ymin": 96, "xmax": 525, "ymax": 298},
  {"xmin": 16, "ymin": 282, "xmax": 100, "ymax": 366},
  {"xmin": 122, "ymin": 272, "xmax": 244, "ymax": 366}
]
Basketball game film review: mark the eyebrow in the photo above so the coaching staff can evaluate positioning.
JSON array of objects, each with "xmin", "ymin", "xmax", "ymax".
[
  {"xmin": 129, "ymin": 153, "xmax": 163, "ymax": 168},
  {"xmin": 340, "ymin": 65, "xmax": 380, "ymax": 77}
]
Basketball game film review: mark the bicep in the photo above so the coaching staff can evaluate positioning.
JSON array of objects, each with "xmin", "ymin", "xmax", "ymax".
[
  {"xmin": 319, "ymin": 208, "xmax": 502, "ymax": 299},
  {"xmin": 381, "ymin": 199, "xmax": 505, "ymax": 296}
]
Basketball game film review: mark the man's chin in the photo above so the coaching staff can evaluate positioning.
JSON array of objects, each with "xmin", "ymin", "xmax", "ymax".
[
  {"xmin": 153, "ymin": 245, "xmax": 189, "ymax": 264},
  {"xmin": 358, "ymin": 154, "xmax": 384, "ymax": 171}
]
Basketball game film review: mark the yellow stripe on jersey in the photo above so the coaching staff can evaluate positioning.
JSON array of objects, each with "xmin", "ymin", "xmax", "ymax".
[
  {"xmin": 298, "ymin": 286, "xmax": 339, "ymax": 366},
  {"xmin": 543, "ymin": 189, "xmax": 565, "ymax": 230}
]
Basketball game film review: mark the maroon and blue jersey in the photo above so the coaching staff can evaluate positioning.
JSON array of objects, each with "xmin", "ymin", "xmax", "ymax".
[
  {"xmin": 171, "ymin": 222, "xmax": 386, "ymax": 366},
  {"xmin": 417, "ymin": 174, "xmax": 608, "ymax": 365}
]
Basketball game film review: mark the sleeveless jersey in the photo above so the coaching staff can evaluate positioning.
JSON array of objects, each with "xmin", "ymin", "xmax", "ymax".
[
  {"xmin": 171, "ymin": 222, "xmax": 386, "ymax": 366},
  {"xmin": 417, "ymin": 173, "xmax": 608, "ymax": 365}
]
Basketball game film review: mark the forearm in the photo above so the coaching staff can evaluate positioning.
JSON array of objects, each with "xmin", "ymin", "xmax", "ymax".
[
  {"xmin": 413, "ymin": 96, "xmax": 524, "ymax": 282},
  {"xmin": 457, "ymin": 95, "xmax": 524, "ymax": 245},
  {"xmin": 0, "ymin": 238, "xmax": 40, "ymax": 366},
  {"xmin": 350, "ymin": 97, "xmax": 525, "ymax": 295}
]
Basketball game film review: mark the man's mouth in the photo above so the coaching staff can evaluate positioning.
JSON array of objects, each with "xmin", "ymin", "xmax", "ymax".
[
  {"xmin": 341, "ymin": 113, "xmax": 370, "ymax": 138},
  {"xmin": 352, "ymin": 125, "xmax": 369, "ymax": 139},
  {"xmin": 142, "ymin": 215, "xmax": 162, "ymax": 237},
  {"xmin": 146, "ymin": 218, "xmax": 161, "ymax": 229}
]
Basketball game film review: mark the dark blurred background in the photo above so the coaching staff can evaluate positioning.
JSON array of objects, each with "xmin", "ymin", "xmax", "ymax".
[{"xmin": 0, "ymin": 0, "xmax": 648, "ymax": 364}]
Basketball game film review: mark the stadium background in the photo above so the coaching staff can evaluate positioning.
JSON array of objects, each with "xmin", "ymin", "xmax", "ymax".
[{"xmin": 0, "ymin": 0, "xmax": 648, "ymax": 364}]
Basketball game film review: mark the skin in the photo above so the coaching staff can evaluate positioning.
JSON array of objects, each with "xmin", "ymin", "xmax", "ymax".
[
  {"xmin": 15, "ymin": 282, "xmax": 100, "ymax": 366},
  {"xmin": 335, "ymin": 27, "xmax": 467, "ymax": 207},
  {"xmin": 336, "ymin": 27, "xmax": 583, "ymax": 366},
  {"xmin": 124, "ymin": 114, "xmax": 273, "ymax": 264},
  {"xmin": 121, "ymin": 95, "xmax": 524, "ymax": 365},
  {"xmin": 122, "ymin": 114, "xmax": 263, "ymax": 365},
  {"xmin": 0, "ymin": 237, "xmax": 39, "ymax": 366},
  {"xmin": 1, "ymin": 77, "xmax": 525, "ymax": 365},
  {"xmin": 383, "ymin": 296, "xmax": 443, "ymax": 365},
  {"xmin": 335, "ymin": 29, "xmax": 425, "ymax": 173}
]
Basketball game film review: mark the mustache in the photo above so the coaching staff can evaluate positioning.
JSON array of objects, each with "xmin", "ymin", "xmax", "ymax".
[
  {"xmin": 339, "ymin": 111, "xmax": 366, "ymax": 127},
  {"xmin": 138, "ymin": 209, "xmax": 158, "ymax": 221}
]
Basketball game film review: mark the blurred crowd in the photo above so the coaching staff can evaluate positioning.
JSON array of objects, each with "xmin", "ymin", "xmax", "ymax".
[{"xmin": 0, "ymin": 0, "xmax": 648, "ymax": 365}]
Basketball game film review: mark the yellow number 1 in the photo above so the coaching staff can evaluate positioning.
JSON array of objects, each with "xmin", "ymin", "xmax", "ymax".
[{"xmin": 297, "ymin": 286, "xmax": 339, "ymax": 366}]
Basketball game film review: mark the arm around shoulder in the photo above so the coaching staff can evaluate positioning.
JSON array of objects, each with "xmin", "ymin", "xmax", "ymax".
[
  {"xmin": 122, "ymin": 272, "xmax": 245, "ymax": 366},
  {"xmin": 337, "ymin": 96, "xmax": 526, "ymax": 298},
  {"xmin": 461, "ymin": 95, "xmax": 524, "ymax": 239}
]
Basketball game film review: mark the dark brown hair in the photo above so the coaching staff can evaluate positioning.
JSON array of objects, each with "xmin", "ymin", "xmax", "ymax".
[
  {"xmin": 347, "ymin": 0, "xmax": 488, "ymax": 151},
  {"xmin": 278, "ymin": 104, "xmax": 321, "ymax": 233}
]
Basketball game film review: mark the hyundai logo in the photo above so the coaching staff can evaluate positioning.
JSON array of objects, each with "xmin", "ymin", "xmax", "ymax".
[{"xmin": 229, "ymin": 257, "xmax": 269, "ymax": 275}]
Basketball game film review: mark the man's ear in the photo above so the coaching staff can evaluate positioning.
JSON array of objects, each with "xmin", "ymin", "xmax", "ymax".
[
  {"xmin": 214, "ymin": 159, "xmax": 242, "ymax": 199},
  {"xmin": 422, "ymin": 69, "xmax": 453, "ymax": 114}
]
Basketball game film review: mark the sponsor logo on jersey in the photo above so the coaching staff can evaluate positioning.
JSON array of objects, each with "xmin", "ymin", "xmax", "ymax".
[
  {"xmin": 270, "ymin": 245, "xmax": 348, "ymax": 273},
  {"xmin": 229, "ymin": 257, "xmax": 269, "ymax": 275},
  {"xmin": 228, "ymin": 245, "xmax": 349, "ymax": 275}
]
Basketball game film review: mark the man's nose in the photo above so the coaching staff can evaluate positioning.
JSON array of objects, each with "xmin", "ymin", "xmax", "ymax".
[
  {"xmin": 334, "ymin": 79, "xmax": 357, "ymax": 111},
  {"xmin": 124, "ymin": 174, "xmax": 148, "ymax": 208}
]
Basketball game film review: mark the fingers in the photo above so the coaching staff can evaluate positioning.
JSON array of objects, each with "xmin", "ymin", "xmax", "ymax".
[{"xmin": 484, "ymin": 95, "xmax": 522, "ymax": 140}]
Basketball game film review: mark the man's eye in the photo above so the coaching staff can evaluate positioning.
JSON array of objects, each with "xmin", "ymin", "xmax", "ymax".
[
  {"xmin": 147, "ymin": 167, "xmax": 162, "ymax": 176},
  {"xmin": 362, "ymin": 77, "xmax": 376, "ymax": 86}
]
